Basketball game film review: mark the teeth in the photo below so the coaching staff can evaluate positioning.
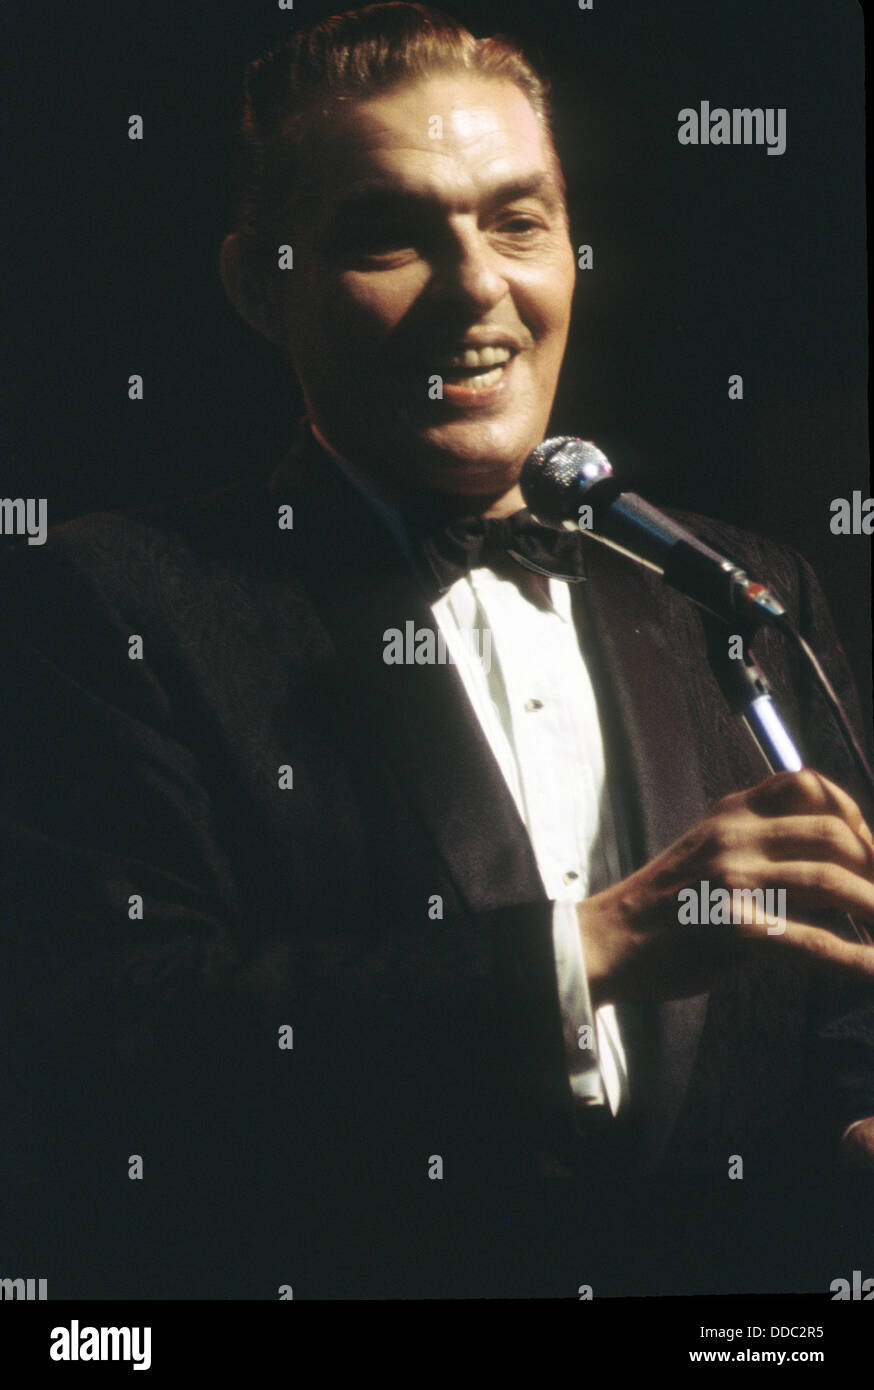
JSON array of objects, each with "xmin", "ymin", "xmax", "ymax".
[
  {"xmin": 444, "ymin": 346, "xmax": 512, "ymax": 368},
  {"xmin": 452, "ymin": 364, "xmax": 504, "ymax": 391}
]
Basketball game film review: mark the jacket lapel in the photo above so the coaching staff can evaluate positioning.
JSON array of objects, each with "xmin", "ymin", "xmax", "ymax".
[
  {"xmin": 266, "ymin": 432, "xmax": 546, "ymax": 914},
  {"xmin": 572, "ymin": 537, "xmax": 712, "ymax": 1168}
]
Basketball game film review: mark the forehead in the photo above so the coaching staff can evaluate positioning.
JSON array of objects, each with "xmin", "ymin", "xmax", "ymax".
[{"xmin": 295, "ymin": 73, "xmax": 558, "ymax": 211}]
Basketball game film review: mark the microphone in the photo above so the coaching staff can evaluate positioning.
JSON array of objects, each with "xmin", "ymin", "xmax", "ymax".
[{"xmin": 520, "ymin": 436, "xmax": 789, "ymax": 632}]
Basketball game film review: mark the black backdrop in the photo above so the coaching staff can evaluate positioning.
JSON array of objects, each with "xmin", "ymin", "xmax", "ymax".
[{"xmin": 3, "ymin": 0, "xmax": 871, "ymax": 722}]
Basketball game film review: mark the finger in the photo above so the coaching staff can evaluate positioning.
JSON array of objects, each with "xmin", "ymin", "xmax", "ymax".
[
  {"xmin": 744, "ymin": 770, "xmax": 874, "ymax": 846},
  {"xmin": 756, "ymin": 860, "xmax": 874, "ymax": 924},
  {"xmin": 763, "ymin": 917, "xmax": 874, "ymax": 980},
  {"xmin": 804, "ymin": 773, "xmax": 874, "ymax": 851},
  {"xmin": 714, "ymin": 769, "xmax": 829, "ymax": 818},
  {"xmin": 750, "ymin": 813, "xmax": 874, "ymax": 877},
  {"xmin": 828, "ymin": 780, "xmax": 874, "ymax": 851}
]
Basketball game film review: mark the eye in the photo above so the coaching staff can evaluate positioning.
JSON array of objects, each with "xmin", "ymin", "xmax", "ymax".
[
  {"xmin": 492, "ymin": 212, "xmax": 548, "ymax": 240},
  {"xmin": 330, "ymin": 211, "xmax": 424, "ymax": 266},
  {"xmin": 500, "ymin": 216, "xmax": 541, "ymax": 233},
  {"xmin": 344, "ymin": 221, "xmax": 409, "ymax": 253},
  {"xmin": 362, "ymin": 220, "xmax": 412, "ymax": 249}
]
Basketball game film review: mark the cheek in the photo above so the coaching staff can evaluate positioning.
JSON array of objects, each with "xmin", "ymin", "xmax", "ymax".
[
  {"xmin": 321, "ymin": 267, "xmax": 426, "ymax": 341},
  {"xmin": 517, "ymin": 261, "xmax": 575, "ymax": 353}
]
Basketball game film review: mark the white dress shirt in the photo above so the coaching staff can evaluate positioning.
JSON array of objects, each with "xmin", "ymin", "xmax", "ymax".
[{"xmin": 431, "ymin": 567, "xmax": 629, "ymax": 1115}]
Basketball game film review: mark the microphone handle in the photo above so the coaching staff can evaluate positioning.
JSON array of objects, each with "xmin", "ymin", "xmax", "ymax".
[{"xmin": 589, "ymin": 490, "xmax": 785, "ymax": 630}]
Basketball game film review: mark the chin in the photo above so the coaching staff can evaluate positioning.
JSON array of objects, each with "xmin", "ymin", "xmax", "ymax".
[
  {"xmin": 404, "ymin": 449, "xmax": 521, "ymax": 498},
  {"xmin": 394, "ymin": 424, "xmax": 536, "ymax": 494}
]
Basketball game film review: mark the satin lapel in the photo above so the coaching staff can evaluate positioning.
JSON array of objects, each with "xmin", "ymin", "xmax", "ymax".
[
  {"xmin": 266, "ymin": 435, "xmax": 546, "ymax": 914},
  {"xmin": 571, "ymin": 537, "xmax": 712, "ymax": 1167}
]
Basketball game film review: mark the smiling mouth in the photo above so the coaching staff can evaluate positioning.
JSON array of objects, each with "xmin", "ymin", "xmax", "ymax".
[{"xmin": 433, "ymin": 345, "xmax": 516, "ymax": 392}]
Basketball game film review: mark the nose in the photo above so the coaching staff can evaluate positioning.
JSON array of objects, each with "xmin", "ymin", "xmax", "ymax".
[{"xmin": 430, "ymin": 223, "xmax": 509, "ymax": 316}]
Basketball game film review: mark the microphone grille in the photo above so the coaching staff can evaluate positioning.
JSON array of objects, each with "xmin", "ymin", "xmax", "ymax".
[{"xmin": 521, "ymin": 437, "xmax": 613, "ymax": 523}]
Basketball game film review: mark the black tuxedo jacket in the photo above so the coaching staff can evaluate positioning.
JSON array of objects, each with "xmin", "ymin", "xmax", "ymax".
[{"xmin": 2, "ymin": 426, "xmax": 874, "ymax": 1297}]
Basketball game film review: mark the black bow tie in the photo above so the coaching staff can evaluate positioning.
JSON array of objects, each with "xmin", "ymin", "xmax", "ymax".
[{"xmin": 415, "ymin": 507, "xmax": 587, "ymax": 597}]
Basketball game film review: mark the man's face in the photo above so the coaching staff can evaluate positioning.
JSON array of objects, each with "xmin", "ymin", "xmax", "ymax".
[{"xmin": 272, "ymin": 72, "xmax": 576, "ymax": 498}]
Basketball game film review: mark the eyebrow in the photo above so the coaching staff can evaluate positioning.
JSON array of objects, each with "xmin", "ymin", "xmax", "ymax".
[{"xmin": 329, "ymin": 171, "xmax": 563, "ymax": 221}]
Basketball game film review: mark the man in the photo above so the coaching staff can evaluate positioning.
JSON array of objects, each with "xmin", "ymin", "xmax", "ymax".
[{"xmin": 2, "ymin": 3, "xmax": 873, "ymax": 1299}]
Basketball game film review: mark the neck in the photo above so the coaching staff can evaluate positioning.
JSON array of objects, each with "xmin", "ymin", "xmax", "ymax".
[{"xmin": 478, "ymin": 483, "xmax": 526, "ymax": 518}]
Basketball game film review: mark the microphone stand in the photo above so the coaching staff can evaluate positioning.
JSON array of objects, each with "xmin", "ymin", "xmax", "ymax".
[
  {"xmin": 710, "ymin": 640, "xmax": 803, "ymax": 775},
  {"xmin": 706, "ymin": 628, "xmax": 873, "ymax": 946}
]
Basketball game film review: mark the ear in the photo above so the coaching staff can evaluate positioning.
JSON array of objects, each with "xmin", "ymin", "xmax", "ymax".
[{"xmin": 220, "ymin": 233, "xmax": 289, "ymax": 348}]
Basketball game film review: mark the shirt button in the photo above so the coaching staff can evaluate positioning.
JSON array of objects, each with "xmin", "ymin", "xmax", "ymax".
[
  {"xmin": 524, "ymin": 698, "xmax": 544, "ymax": 712},
  {"xmin": 562, "ymin": 870, "xmax": 580, "ymax": 885}
]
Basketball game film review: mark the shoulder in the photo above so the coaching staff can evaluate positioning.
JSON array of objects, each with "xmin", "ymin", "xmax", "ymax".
[{"xmin": 0, "ymin": 475, "xmax": 281, "ymax": 638}]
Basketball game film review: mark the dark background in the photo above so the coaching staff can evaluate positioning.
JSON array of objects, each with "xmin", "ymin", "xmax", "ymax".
[
  {"xmin": 2, "ymin": 0, "xmax": 870, "ymax": 716},
  {"xmin": 2, "ymin": 0, "xmax": 873, "ymax": 1307}
]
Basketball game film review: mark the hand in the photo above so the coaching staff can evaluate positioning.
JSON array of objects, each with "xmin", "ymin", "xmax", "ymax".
[{"xmin": 577, "ymin": 769, "xmax": 874, "ymax": 1007}]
